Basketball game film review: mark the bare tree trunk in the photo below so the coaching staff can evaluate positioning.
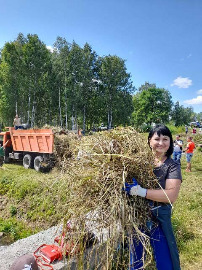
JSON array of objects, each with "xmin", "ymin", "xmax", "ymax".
[
  {"xmin": 64, "ymin": 70, "xmax": 68, "ymax": 130},
  {"xmin": 15, "ymin": 73, "xmax": 18, "ymax": 115},
  {"xmin": 59, "ymin": 87, "xmax": 63, "ymax": 127},
  {"xmin": 31, "ymin": 99, "xmax": 36, "ymax": 128},
  {"xmin": 27, "ymin": 65, "xmax": 32, "ymax": 125},
  {"xmin": 71, "ymin": 105, "xmax": 76, "ymax": 130},
  {"xmin": 27, "ymin": 94, "xmax": 31, "ymax": 124},
  {"xmin": 108, "ymin": 94, "xmax": 113, "ymax": 129},
  {"xmin": 15, "ymin": 101, "xmax": 18, "ymax": 115},
  {"xmin": 108, "ymin": 108, "xmax": 112, "ymax": 129},
  {"xmin": 65, "ymin": 97, "xmax": 68, "ymax": 129},
  {"xmin": 83, "ymin": 105, "xmax": 86, "ymax": 134},
  {"xmin": 31, "ymin": 75, "xmax": 36, "ymax": 128}
]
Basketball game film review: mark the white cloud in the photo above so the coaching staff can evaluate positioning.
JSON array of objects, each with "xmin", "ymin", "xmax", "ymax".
[
  {"xmin": 171, "ymin": 76, "xmax": 192, "ymax": 88},
  {"xmin": 183, "ymin": 96, "xmax": 202, "ymax": 105},
  {"xmin": 197, "ymin": 89, "xmax": 202, "ymax": 95},
  {"xmin": 46, "ymin": 45, "xmax": 54, "ymax": 53}
]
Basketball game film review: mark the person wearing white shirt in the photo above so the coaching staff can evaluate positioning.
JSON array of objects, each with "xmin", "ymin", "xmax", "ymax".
[{"xmin": 173, "ymin": 135, "xmax": 183, "ymax": 165}]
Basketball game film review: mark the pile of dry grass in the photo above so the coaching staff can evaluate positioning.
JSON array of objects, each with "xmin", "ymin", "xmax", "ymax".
[
  {"xmin": 53, "ymin": 131, "xmax": 79, "ymax": 170},
  {"xmin": 53, "ymin": 127, "xmax": 159, "ymax": 269}
]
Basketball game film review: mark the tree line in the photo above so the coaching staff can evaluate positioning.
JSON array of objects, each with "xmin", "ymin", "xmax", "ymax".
[{"xmin": 0, "ymin": 33, "xmax": 200, "ymax": 131}]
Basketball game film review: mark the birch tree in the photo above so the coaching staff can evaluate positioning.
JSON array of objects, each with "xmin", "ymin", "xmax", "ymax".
[
  {"xmin": 98, "ymin": 55, "xmax": 133, "ymax": 128},
  {"xmin": 52, "ymin": 37, "xmax": 70, "ymax": 128}
]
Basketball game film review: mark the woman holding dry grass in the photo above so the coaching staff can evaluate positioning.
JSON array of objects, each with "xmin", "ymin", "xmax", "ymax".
[{"xmin": 125, "ymin": 124, "xmax": 182, "ymax": 270}]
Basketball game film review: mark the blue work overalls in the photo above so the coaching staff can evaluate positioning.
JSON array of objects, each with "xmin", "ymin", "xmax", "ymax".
[{"xmin": 130, "ymin": 204, "xmax": 181, "ymax": 270}]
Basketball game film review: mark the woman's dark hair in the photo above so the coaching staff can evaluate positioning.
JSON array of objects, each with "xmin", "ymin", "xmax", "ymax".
[{"xmin": 148, "ymin": 124, "xmax": 173, "ymax": 157}]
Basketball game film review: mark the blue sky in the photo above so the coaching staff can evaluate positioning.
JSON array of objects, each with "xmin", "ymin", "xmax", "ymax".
[{"xmin": 0, "ymin": 0, "xmax": 202, "ymax": 113}]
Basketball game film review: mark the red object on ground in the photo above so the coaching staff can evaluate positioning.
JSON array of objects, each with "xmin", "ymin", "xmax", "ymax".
[
  {"xmin": 40, "ymin": 244, "xmax": 63, "ymax": 263},
  {"xmin": 33, "ymin": 244, "xmax": 62, "ymax": 270}
]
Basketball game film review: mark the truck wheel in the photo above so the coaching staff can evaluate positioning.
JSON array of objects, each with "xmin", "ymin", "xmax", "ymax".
[
  {"xmin": 23, "ymin": 154, "xmax": 33, "ymax": 169},
  {"xmin": 34, "ymin": 156, "xmax": 43, "ymax": 172}
]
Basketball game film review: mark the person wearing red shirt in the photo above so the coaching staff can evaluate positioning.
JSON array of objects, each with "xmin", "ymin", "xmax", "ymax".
[{"xmin": 186, "ymin": 137, "xmax": 195, "ymax": 172}]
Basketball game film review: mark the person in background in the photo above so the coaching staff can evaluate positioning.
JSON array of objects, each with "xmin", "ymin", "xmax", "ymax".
[
  {"xmin": 13, "ymin": 114, "xmax": 22, "ymax": 130},
  {"xmin": 185, "ymin": 125, "xmax": 188, "ymax": 135},
  {"xmin": 124, "ymin": 124, "xmax": 182, "ymax": 270},
  {"xmin": 186, "ymin": 136, "xmax": 195, "ymax": 172},
  {"xmin": 0, "ymin": 140, "xmax": 9, "ymax": 167},
  {"xmin": 173, "ymin": 135, "xmax": 183, "ymax": 165},
  {"xmin": 192, "ymin": 127, "xmax": 196, "ymax": 135},
  {"xmin": 77, "ymin": 126, "xmax": 83, "ymax": 139}
]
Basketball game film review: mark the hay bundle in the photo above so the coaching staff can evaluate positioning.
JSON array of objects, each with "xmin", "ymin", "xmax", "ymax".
[
  {"xmin": 57, "ymin": 127, "xmax": 159, "ymax": 269},
  {"xmin": 41, "ymin": 125, "xmax": 79, "ymax": 170},
  {"xmin": 53, "ymin": 131, "xmax": 79, "ymax": 170}
]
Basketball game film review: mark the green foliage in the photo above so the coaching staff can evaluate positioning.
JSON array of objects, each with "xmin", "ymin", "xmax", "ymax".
[
  {"xmin": 197, "ymin": 146, "xmax": 202, "ymax": 152},
  {"xmin": 10, "ymin": 205, "xmax": 17, "ymax": 216},
  {"xmin": 8, "ymin": 177, "xmax": 40, "ymax": 200},
  {"xmin": 0, "ymin": 176, "xmax": 14, "ymax": 195},
  {"xmin": 0, "ymin": 33, "xmax": 53, "ymax": 126},
  {"xmin": 196, "ymin": 112, "xmax": 202, "ymax": 121},
  {"xmin": 0, "ymin": 217, "xmax": 34, "ymax": 242},
  {"xmin": 193, "ymin": 134, "xmax": 202, "ymax": 145},
  {"xmin": 0, "ymin": 34, "xmax": 134, "ymax": 129},
  {"xmin": 137, "ymin": 123, "xmax": 152, "ymax": 133},
  {"xmin": 98, "ymin": 55, "xmax": 134, "ymax": 128},
  {"xmin": 138, "ymin": 82, "xmax": 156, "ymax": 92},
  {"xmin": 1, "ymin": 34, "xmax": 201, "ymax": 130},
  {"xmin": 165, "ymin": 124, "xmax": 185, "ymax": 135},
  {"xmin": 171, "ymin": 102, "xmax": 194, "ymax": 126},
  {"xmin": 132, "ymin": 86, "xmax": 172, "ymax": 127}
]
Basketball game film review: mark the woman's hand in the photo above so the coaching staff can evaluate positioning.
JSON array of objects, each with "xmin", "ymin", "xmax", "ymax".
[
  {"xmin": 130, "ymin": 185, "xmax": 147, "ymax": 197},
  {"xmin": 123, "ymin": 178, "xmax": 147, "ymax": 198}
]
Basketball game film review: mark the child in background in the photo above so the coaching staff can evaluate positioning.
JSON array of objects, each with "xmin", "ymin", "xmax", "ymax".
[{"xmin": 186, "ymin": 137, "xmax": 195, "ymax": 172}]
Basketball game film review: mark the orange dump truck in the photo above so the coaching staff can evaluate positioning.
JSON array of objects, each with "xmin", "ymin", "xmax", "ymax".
[{"xmin": 0, "ymin": 127, "xmax": 54, "ymax": 171}]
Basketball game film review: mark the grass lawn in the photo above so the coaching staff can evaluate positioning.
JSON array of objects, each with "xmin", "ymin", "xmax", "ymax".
[{"xmin": 173, "ymin": 150, "xmax": 202, "ymax": 270}]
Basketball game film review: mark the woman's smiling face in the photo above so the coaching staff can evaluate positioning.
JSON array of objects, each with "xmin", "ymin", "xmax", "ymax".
[{"xmin": 149, "ymin": 132, "xmax": 170, "ymax": 156}]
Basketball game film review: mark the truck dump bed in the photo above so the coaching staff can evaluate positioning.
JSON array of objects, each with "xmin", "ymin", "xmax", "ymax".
[{"xmin": 9, "ymin": 128, "xmax": 54, "ymax": 154}]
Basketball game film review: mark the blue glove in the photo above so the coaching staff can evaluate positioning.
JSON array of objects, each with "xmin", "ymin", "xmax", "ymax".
[
  {"xmin": 123, "ymin": 178, "xmax": 138, "ymax": 195},
  {"xmin": 123, "ymin": 178, "xmax": 147, "ymax": 198}
]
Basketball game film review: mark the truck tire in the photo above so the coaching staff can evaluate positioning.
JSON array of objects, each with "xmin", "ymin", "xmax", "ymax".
[
  {"xmin": 23, "ymin": 154, "xmax": 33, "ymax": 169},
  {"xmin": 34, "ymin": 156, "xmax": 43, "ymax": 172}
]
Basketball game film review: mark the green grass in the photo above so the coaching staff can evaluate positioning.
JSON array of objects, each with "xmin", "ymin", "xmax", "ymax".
[
  {"xmin": 0, "ymin": 164, "xmax": 70, "ymax": 242},
  {"xmin": 0, "ymin": 145, "xmax": 201, "ymax": 269},
  {"xmin": 172, "ymin": 151, "xmax": 202, "ymax": 269},
  {"xmin": 0, "ymin": 217, "xmax": 35, "ymax": 244}
]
